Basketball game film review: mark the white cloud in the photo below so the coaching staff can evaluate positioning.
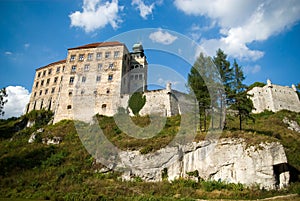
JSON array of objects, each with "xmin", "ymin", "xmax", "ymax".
[
  {"xmin": 132, "ymin": 0, "xmax": 155, "ymax": 19},
  {"xmin": 4, "ymin": 51, "xmax": 13, "ymax": 55},
  {"xmin": 24, "ymin": 43, "xmax": 30, "ymax": 49},
  {"xmin": 244, "ymin": 65, "xmax": 261, "ymax": 74},
  {"xmin": 69, "ymin": 0, "xmax": 122, "ymax": 33},
  {"xmin": 2, "ymin": 86, "xmax": 30, "ymax": 119},
  {"xmin": 149, "ymin": 29, "xmax": 178, "ymax": 45},
  {"xmin": 174, "ymin": 0, "xmax": 300, "ymax": 61}
]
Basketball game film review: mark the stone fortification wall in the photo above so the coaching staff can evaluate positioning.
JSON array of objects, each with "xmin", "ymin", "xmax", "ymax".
[{"xmin": 248, "ymin": 80, "xmax": 300, "ymax": 113}]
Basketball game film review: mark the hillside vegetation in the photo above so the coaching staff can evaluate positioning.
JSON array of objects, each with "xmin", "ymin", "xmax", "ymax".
[{"xmin": 0, "ymin": 110, "xmax": 300, "ymax": 200}]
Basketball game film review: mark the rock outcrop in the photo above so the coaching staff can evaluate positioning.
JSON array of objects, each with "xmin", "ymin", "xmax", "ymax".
[{"xmin": 116, "ymin": 138, "xmax": 289, "ymax": 190}]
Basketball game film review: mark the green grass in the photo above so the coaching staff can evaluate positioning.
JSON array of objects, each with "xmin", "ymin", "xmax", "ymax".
[{"xmin": 0, "ymin": 110, "xmax": 299, "ymax": 200}]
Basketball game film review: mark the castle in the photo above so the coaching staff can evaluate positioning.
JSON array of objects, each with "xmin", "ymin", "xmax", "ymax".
[
  {"xmin": 26, "ymin": 41, "xmax": 191, "ymax": 123},
  {"xmin": 248, "ymin": 79, "xmax": 300, "ymax": 113}
]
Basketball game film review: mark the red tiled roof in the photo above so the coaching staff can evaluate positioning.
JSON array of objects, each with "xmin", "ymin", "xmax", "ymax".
[
  {"xmin": 68, "ymin": 41, "xmax": 124, "ymax": 50},
  {"xmin": 36, "ymin": 59, "xmax": 66, "ymax": 71}
]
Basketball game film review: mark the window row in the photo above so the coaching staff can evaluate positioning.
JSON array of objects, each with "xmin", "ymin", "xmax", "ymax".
[
  {"xmin": 70, "ymin": 63, "xmax": 116, "ymax": 73},
  {"xmin": 33, "ymin": 87, "xmax": 56, "ymax": 97},
  {"xmin": 35, "ymin": 76, "xmax": 63, "ymax": 88},
  {"xmin": 69, "ymin": 74, "xmax": 113, "ymax": 84},
  {"xmin": 37, "ymin": 66, "xmax": 65, "ymax": 78},
  {"xmin": 130, "ymin": 73, "xmax": 144, "ymax": 81},
  {"xmin": 130, "ymin": 64, "xmax": 144, "ymax": 69},
  {"xmin": 69, "ymin": 51, "xmax": 120, "ymax": 62}
]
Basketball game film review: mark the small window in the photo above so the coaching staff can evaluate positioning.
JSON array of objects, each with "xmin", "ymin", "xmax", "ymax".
[
  {"xmin": 35, "ymin": 82, "xmax": 39, "ymax": 88},
  {"xmin": 37, "ymin": 72, "xmax": 41, "ymax": 78},
  {"xmin": 69, "ymin": 76, "xmax": 75, "ymax": 84},
  {"xmin": 46, "ymin": 78, "xmax": 50, "ymax": 85},
  {"xmin": 105, "ymin": 52, "xmax": 111, "ymax": 59},
  {"xmin": 34, "ymin": 92, "xmax": 36, "ymax": 97},
  {"xmin": 139, "ymin": 74, "xmax": 143, "ymax": 80},
  {"xmin": 96, "ymin": 75, "xmax": 101, "ymax": 82},
  {"xmin": 98, "ymin": 63, "xmax": 102, "ymax": 71},
  {"xmin": 84, "ymin": 64, "xmax": 90, "ymax": 71},
  {"xmin": 70, "ymin": 55, "xmax": 76, "ymax": 61},
  {"xmin": 108, "ymin": 74, "xmax": 113, "ymax": 81},
  {"xmin": 96, "ymin": 52, "xmax": 102, "ymax": 60},
  {"xmin": 102, "ymin": 104, "xmax": 107, "ymax": 108},
  {"xmin": 79, "ymin": 54, "xmax": 84, "ymax": 61},
  {"xmin": 51, "ymin": 88, "xmax": 55, "ymax": 93},
  {"xmin": 68, "ymin": 91, "xmax": 73, "ymax": 96},
  {"xmin": 114, "ymin": 51, "xmax": 120, "ymax": 58},
  {"xmin": 87, "ymin": 53, "xmax": 93, "ymax": 61},
  {"xmin": 56, "ymin": 67, "xmax": 60, "ymax": 73},
  {"xmin": 45, "ymin": 89, "xmax": 48, "ymax": 95},
  {"xmin": 135, "ymin": 74, "xmax": 138, "ymax": 80},
  {"xmin": 82, "ymin": 76, "xmax": 86, "ymax": 83},
  {"xmin": 39, "ymin": 90, "xmax": 42, "ymax": 96},
  {"xmin": 71, "ymin": 65, "xmax": 76, "ymax": 73},
  {"xmin": 106, "ymin": 89, "xmax": 110, "ymax": 94},
  {"xmin": 41, "ymin": 80, "xmax": 44, "ymax": 86},
  {"xmin": 67, "ymin": 105, "xmax": 72, "ymax": 109},
  {"xmin": 109, "ymin": 63, "xmax": 114, "ymax": 69},
  {"xmin": 43, "ymin": 70, "xmax": 46, "ymax": 76},
  {"xmin": 54, "ymin": 77, "xmax": 58, "ymax": 84},
  {"xmin": 62, "ymin": 66, "xmax": 65, "ymax": 72},
  {"xmin": 48, "ymin": 69, "xmax": 52, "ymax": 75},
  {"xmin": 140, "ymin": 65, "xmax": 144, "ymax": 68},
  {"xmin": 130, "ymin": 75, "xmax": 134, "ymax": 80}
]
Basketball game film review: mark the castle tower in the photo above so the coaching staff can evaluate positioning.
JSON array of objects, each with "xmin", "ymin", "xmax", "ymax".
[{"xmin": 128, "ymin": 43, "xmax": 148, "ymax": 93}]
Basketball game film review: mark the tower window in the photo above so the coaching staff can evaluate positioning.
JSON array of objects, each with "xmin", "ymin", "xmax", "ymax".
[
  {"xmin": 139, "ymin": 74, "xmax": 143, "ymax": 80},
  {"xmin": 46, "ymin": 78, "xmax": 50, "ymax": 85},
  {"xmin": 96, "ymin": 75, "xmax": 101, "ymax": 82},
  {"xmin": 82, "ymin": 76, "xmax": 86, "ymax": 83},
  {"xmin": 54, "ymin": 77, "xmax": 58, "ymax": 84},
  {"xmin": 67, "ymin": 105, "xmax": 72, "ymax": 109},
  {"xmin": 71, "ymin": 65, "xmax": 76, "ymax": 73},
  {"xmin": 87, "ymin": 53, "xmax": 93, "ymax": 61},
  {"xmin": 45, "ymin": 89, "xmax": 48, "ymax": 95},
  {"xmin": 35, "ymin": 82, "xmax": 39, "ymax": 88},
  {"xmin": 39, "ymin": 90, "xmax": 42, "ymax": 96},
  {"xmin": 69, "ymin": 76, "xmax": 75, "ymax": 84},
  {"xmin": 108, "ymin": 74, "xmax": 113, "ymax": 81},
  {"xmin": 70, "ymin": 55, "xmax": 76, "ymax": 61},
  {"xmin": 102, "ymin": 104, "xmax": 107, "ymax": 109},
  {"xmin": 79, "ymin": 54, "xmax": 84, "ymax": 61},
  {"xmin": 41, "ymin": 80, "xmax": 44, "ymax": 86},
  {"xmin": 98, "ymin": 63, "xmax": 102, "ymax": 71}
]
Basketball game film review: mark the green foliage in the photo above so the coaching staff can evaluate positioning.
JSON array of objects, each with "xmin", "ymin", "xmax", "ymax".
[
  {"xmin": 25, "ymin": 109, "xmax": 53, "ymax": 128},
  {"xmin": 42, "ymin": 151, "xmax": 68, "ymax": 168},
  {"xmin": 0, "ymin": 87, "xmax": 8, "ymax": 116},
  {"xmin": 248, "ymin": 81, "xmax": 266, "ymax": 91},
  {"xmin": 128, "ymin": 92, "xmax": 146, "ymax": 116}
]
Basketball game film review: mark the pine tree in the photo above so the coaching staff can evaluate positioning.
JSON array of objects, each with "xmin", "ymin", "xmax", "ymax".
[
  {"xmin": 231, "ymin": 60, "xmax": 254, "ymax": 130},
  {"xmin": 0, "ymin": 88, "xmax": 8, "ymax": 116}
]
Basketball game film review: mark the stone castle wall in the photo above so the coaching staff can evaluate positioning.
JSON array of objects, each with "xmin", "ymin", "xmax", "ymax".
[{"xmin": 248, "ymin": 80, "xmax": 300, "ymax": 113}]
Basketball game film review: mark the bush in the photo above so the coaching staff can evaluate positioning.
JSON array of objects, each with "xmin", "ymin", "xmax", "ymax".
[{"xmin": 128, "ymin": 92, "xmax": 146, "ymax": 116}]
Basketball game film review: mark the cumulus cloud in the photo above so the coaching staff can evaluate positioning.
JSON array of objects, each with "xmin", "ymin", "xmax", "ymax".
[
  {"xmin": 244, "ymin": 65, "xmax": 261, "ymax": 74},
  {"xmin": 132, "ymin": 0, "xmax": 155, "ymax": 19},
  {"xmin": 2, "ymin": 86, "xmax": 30, "ymax": 119},
  {"xmin": 69, "ymin": 0, "xmax": 122, "ymax": 33},
  {"xmin": 174, "ymin": 0, "xmax": 300, "ymax": 61},
  {"xmin": 149, "ymin": 29, "xmax": 178, "ymax": 45}
]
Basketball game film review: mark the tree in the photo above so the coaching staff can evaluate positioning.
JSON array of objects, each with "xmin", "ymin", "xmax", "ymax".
[
  {"xmin": 128, "ymin": 92, "xmax": 146, "ymax": 116},
  {"xmin": 0, "ymin": 88, "xmax": 8, "ymax": 116},
  {"xmin": 231, "ymin": 60, "xmax": 254, "ymax": 130}
]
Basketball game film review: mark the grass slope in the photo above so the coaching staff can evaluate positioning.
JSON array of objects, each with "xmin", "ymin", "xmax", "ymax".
[{"xmin": 0, "ymin": 110, "xmax": 299, "ymax": 200}]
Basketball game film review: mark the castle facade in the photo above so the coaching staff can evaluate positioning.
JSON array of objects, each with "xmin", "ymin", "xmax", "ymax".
[
  {"xmin": 248, "ymin": 79, "xmax": 300, "ymax": 113},
  {"xmin": 27, "ymin": 42, "xmax": 188, "ymax": 123}
]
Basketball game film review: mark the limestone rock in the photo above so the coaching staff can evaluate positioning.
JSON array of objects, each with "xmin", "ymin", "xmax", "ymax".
[
  {"xmin": 110, "ymin": 138, "xmax": 289, "ymax": 190},
  {"xmin": 283, "ymin": 117, "xmax": 300, "ymax": 133}
]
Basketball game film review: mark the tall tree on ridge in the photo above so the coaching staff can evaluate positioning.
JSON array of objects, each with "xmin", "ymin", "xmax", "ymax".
[{"xmin": 0, "ymin": 88, "xmax": 8, "ymax": 116}]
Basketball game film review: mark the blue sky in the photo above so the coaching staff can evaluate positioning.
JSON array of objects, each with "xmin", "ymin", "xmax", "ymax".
[{"xmin": 1, "ymin": 0, "xmax": 300, "ymax": 118}]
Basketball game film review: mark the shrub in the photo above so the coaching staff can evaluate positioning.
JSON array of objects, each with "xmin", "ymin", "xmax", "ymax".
[{"xmin": 128, "ymin": 92, "xmax": 146, "ymax": 116}]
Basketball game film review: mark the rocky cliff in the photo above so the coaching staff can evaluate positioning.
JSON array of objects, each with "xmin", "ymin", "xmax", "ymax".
[{"xmin": 115, "ymin": 138, "xmax": 289, "ymax": 190}]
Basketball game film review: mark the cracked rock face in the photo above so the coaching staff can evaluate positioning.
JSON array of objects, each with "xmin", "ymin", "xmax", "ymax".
[{"xmin": 113, "ymin": 138, "xmax": 289, "ymax": 190}]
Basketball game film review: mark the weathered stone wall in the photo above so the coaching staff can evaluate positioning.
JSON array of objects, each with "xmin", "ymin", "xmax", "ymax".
[
  {"xmin": 248, "ymin": 80, "xmax": 300, "ymax": 113},
  {"xmin": 118, "ymin": 138, "xmax": 289, "ymax": 190}
]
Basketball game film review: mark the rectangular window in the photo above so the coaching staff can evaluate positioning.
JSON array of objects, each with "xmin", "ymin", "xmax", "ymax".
[
  {"xmin": 108, "ymin": 74, "xmax": 113, "ymax": 81},
  {"xmin": 139, "ymin": 74, "xmax": 143, "ymax": 80},
  {"xmin": 39, "ymin": 90, "xmax": 42, "ymax": 96},
  {"xmin": 70, "ymin": 55, "xmax": 76, "ymax": 61},
  {"xmin": 54, "ymin": 77, "xmax": 58, "ymax": 83},
  {"xmin": 35, "ymin": 82, "xmax": 39, "ymax": 88},
  {"xmin": 109, "ymin": 63, "xmax": 114, "ymax": 69},
  {"xmin": 48, "ymin": 69, "xmax": 52, "ymax": 75},
  {"xmin": 84, "ymin": 64, "xmax": 90, "ymax": 71},
  {"xmin": 62, "ymin": 66, "xmax": 65, "ymax": 72},
  {"xmin": 130, "ymin": 75, "xmax": 134, "ymax": 80},
  {"xmin": 96, "ymin": 52, "xmax": 102, "ymax": 60},
  {"xmin": 114, "ymin": 51, "xmax": 120, "ymax": 58},
  {"xmin": 87, "ymin": 53, "xmax": 93, "ymax": 61},
  {"xmin": 34, "ymin": 92, "xmax": 36, "ymax": 97},
  {"xmin": 135, "ymin": 74, "xmax": 138, "ymax": 80},
  {"xmin": 37, "ymin": 72, "xmax": 41, "ymax": 78},
  {"xmin": 46, "ymin": 78, "xmax": 50, "ymax": 85},
  {"xmin": 71, "ymin": 65, "xmax": 76, "ymax": 73},
  {"xmin": 105, "ymin": 52, "xmax": 111, "ymax": 59},
  {"xmin": 69, "ymin": 77, "xmax": 75, "ymax": 84},
  {"xmin": 43, "ymin": 70, "xmax": 46, "ymax": 76},
  {"xmin": 56, "ymin": 67, "xmax": 60, "ymax": 73},
  {"xmin": 79, "ymin": 54, "xmax": 84, "ymax": 61},
  {"xmin": 51, "ymin": 88, "xmax": 55, "ymax": 93},
  {"xmin": 45, "ymin": 89, "xmax": 48, "ymax": 95},
  {"xmin": 96, "ymin": 75, "xmax": 101, "ymax": 82},
  {"xmin": 98, "ymin": 63, "xmax": 102, "ymax": 71},
  {"xmin": 41, "ymin": 80, "xmax": 44, "ymax": 86},
  {"xmin": 82, "ymin": 76, "xmax": 86, "ymax": 83}
]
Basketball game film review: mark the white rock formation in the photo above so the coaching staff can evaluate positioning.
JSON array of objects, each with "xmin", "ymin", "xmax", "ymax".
[
  {"xmin": 115, "ymin": 138, "xmax": 289, "ymax": 190},
  {"xmin": 283, "ymin": 117, "xmax": 300, "ymax": 133}
]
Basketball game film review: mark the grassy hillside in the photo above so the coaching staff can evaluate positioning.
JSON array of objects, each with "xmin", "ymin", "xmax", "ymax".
[{"xmin": 0, "ymin": 110, "xmax": 299, "ymax": 200}]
